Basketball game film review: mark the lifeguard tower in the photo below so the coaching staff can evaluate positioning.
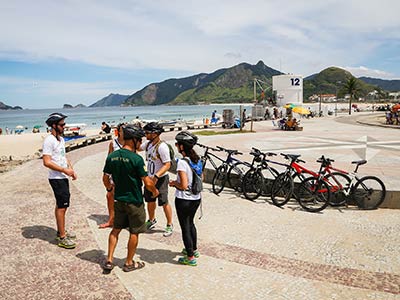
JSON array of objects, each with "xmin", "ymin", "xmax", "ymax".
[{"xmin": 272, "ymin": 75, "xmax": 303, "ymax": 107}]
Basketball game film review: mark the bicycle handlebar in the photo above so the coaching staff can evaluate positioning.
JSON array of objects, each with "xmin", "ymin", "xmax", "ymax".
[
  {"xmin": 216, "ymin": 145, "xmax": 242, "ymax": 155},
  {"xmin": 197, "ymin": 143, "xmax": 220, "ymax": 152}
]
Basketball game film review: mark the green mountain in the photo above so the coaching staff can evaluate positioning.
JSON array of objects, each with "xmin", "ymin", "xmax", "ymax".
[
  {"xmin": 124, "ymin": 61, "xmax": 282, "ymax": 106},
  {"xmin": 358, "ymin": 77, "xmax": 400, "ymax": 92},
  {"xmin": 303, "ymin": 67, "xmax": 380, "ymax": 100},
  {"xmin": 90, "ymin": 93, "xmax": 129, "ymax": 107}
]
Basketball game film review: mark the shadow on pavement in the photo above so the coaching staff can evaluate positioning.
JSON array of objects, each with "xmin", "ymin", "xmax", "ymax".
[
  {"xmin": 76, "ymin": 249, "xmax": 125, "ymax": 275},
  {"xmin": 88, "ymin": 214, "xmax": 108, "ymax": 226},
  {"xmin": 136, "ymin": 248, "xmax": 181, "ymax": 265},
  {"xmin": 21, "ymin": 225, "xmax": 58, "ymax": 245}
]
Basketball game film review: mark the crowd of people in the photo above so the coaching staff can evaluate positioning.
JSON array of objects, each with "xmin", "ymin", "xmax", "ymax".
[{"xmin": 42, "ymin": 112, "xmax": 203, "ymax": 272}]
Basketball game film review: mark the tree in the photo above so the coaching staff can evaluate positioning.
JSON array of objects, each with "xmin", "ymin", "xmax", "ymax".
[{"xmin": 343, "ymin": 77, "xmax": 360, "ymax": 115}]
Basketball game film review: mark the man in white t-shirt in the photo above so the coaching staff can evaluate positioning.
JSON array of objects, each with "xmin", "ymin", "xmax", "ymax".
[
  {"xmin": 42, "ymin": 113, "xmax": 77, "ymax": 249},
  {"xmin": 140, "ymin": 122, "xmax": 173, "ymax": 237}
]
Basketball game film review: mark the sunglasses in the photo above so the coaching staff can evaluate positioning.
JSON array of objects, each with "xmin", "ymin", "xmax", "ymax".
[{"xmin": 58, "ymin": 123, "xmax": 66, "ymax": 127}]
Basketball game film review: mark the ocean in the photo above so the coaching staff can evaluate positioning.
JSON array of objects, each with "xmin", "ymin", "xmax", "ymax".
[{"xmin": 0, "ymin": 104, "xmax": 253, "ymax": 131}]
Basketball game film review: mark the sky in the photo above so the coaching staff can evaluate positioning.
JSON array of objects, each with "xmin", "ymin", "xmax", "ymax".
[{"xmin": 1, "ymin": 0, "xmax": 400, "ymax": 109}]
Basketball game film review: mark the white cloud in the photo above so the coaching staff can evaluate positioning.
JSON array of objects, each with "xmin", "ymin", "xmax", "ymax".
[
  {"xmin": 0, "ymin": 0, "xmax": 400, "ymax": 78},
  {"xmin": 342, "ymin": 66, "xmax": 398, "ymax": 79}
]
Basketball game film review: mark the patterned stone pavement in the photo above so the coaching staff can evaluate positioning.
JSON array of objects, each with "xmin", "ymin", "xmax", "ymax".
[{"xmin": 1, "ymin": 113, "xmax": 400, "ymax": 299}]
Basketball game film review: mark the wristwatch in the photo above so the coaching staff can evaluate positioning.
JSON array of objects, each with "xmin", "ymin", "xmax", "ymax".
[
  {"xmin": 106, "ymin": 187, "xmax": 113, "ymax": 192},
  {"xmin": 154, "ymin": 174, "xmax": 160, "ymax": 179}
]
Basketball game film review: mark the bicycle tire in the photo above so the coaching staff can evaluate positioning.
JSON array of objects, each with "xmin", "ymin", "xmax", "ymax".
[
  {"xmin": 261, "ymin": 167, "xmax": 280, "ymax": 197},
  {"xmin": 271, "ymin": 173, "xmax": 294, "ymax": 207},
  {"xmin": 242, "ymin": 169, "xmax": 264, "ymax": 200},
  {"xmin": 227, "ymin": 162, "xmax": 251, "ymax": 192},
  {"xmin": 352, "ymin": 176, "xmax": 386, "ymax": 210},
  {"xmin": 324, "ymin": 172, "xmax": 351, "ymax": 206},
  {"xmin": 212, "ymin": 165, "xmax": 228, "ymax": 195},
  {"xmin": 297, "ymin": 177, "xmax": 330, "ymax": 212}
]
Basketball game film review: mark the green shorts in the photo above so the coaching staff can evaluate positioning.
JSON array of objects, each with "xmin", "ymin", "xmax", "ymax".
[{"xmin": 113, "ymin": 201, "xmax": 146, "ymax": 234}]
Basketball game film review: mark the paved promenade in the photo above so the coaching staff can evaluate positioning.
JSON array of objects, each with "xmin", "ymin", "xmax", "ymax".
[{"xmin": 1, "ymin": 113, "xmax": 399, "ymax": 299}]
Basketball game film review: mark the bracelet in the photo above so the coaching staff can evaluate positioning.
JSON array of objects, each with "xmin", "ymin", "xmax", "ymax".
[
  {"xmin": 106, "ymin": 187, "xmax": 113, "ymax": 192},
  {"xmin": 154, "ymin": 174, "xmax": 160, "ymax": 179}
]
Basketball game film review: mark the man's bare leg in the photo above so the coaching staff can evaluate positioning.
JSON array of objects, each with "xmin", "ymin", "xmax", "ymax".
[
  {"xmin": 125, "ymin": 233, "xmax": 139, "ymax": 266},
  {"xmin": 107, "ymin": 228, "xmax": 121, "ymax": 263},
  {"xmin": 55, "ymin": 207, "xmax": 67, "ymax": 237},
  {"xmin": 100, "ymin": 192, "xmax": 114, "ymax": 228}
]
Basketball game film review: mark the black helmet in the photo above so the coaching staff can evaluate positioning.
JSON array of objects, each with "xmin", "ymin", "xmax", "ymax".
[
  {"xmin": 123, "ymin": 124, "xmax": 145, "ymax": 140},
  {"xmin": 143, "ymin": 122, "xmax": 164, "ymax": 134},
  {"xmin": 175, "ymin": 131, "xmax": 198, "ymax": 146},
  {"xmin": 46, "ymin": 112, "xmax": 67, "ymax": 127}
]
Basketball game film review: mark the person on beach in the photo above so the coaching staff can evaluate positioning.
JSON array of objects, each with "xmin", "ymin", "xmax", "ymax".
[
  {"xmin": 169, "ymin": 131, "xmax": 202, "ymax": 266},
  {"xmin": 140, "ymin": 122, "xmax": 174, "ymax": 237},
  {"xmin": 99, "ymin": 123, "xmax": 125, "ymax": 229},
  {"xmin": 42, "ymin": 112, "xmax": 77, "ymax": 249},
  {"xmin": 102, "ymin": 124, "xmax": 159, "ymax": 272},
  {"xmin": 101, "ymin": 121, "xmax": 111, "ymax": 134}
]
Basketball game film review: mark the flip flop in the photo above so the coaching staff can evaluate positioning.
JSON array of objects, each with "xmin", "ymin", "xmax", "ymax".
[
  {"xmin": 103, "ymin": 261, "xmax": 114, "ymax": 271},
  {"xmin": 122, "ymin": 261, "xmax": 145, "ymax": 272}
]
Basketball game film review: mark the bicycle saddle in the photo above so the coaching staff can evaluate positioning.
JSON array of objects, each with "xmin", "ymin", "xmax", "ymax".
[
  {"xmin": 351, "ymin": 159, "xmax": 367, "ymax": 166},
  {"xmin": 281, "ymin": 153, "xmax": 301, "ymax": 161}
]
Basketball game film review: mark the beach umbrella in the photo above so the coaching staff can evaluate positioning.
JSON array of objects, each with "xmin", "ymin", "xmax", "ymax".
[
  {"xmin": 292, "ymin": 107, "xmax": 311, "ymax": 115},
  {"xmin": 284, "ymin": 103, "xmax": 297, "ymax": 109},
  {"xmin": 33, "ymin": 125, "xmax": 42, "ymax": 129},
  {"xmin": 15, "ymin": 125, "xmax": 24, "ymax": 129},
  {"xmin": 392, "ymin": 104, "xmax": 400, "ymax": 111}
]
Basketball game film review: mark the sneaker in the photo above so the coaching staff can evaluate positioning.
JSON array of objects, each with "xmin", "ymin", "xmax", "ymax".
[
  {"xmin": 56, "ymin": 231, "xmax": 76, "ymax": 241},
  {"xmin": 163, "ymin": 224, "xmax": 173, "ymax": 237},
  {"xmin": 178, "ymin": 256, "xmax": 197, "ymax": 266},
  {"xmin": 57, "ymin": 237, "xmax": 76, "ymax": 249},
  {"xmin": 182, "ymin": 248, "xmax": 200, "ymax": 258},
  {"xmin": 146, "ymin": 219, "xmax": 157, "ymax": 230}
]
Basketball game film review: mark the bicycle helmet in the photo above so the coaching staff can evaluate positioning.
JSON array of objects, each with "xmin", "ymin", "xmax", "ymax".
[
  {"xmin": 143, "ymin": 122, "xmax": 164, "ymax": 134},
  {"xmin": 123, "ymin": 124, "xmax": 145, "ymax": 140},
  {"xmin": 175, "ymin": 131, "xmax": 198, "ymax": 147},
  {"xmin": 46, "ymin": 112, "xmax": 67, "ymax": 127}
]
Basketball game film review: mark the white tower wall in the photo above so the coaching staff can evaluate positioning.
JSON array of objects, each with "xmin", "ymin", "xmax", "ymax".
[{"xmin": 272, "ymin": 75, "xmax": 303, "ymax": 107}]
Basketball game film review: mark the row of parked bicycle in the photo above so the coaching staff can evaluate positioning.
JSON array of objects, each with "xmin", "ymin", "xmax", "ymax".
[{"xmin": 197, "ymin": 143, "xmax": 386, "ymax": 213}]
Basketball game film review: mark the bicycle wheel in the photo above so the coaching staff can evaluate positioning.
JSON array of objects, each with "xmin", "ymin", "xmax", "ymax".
[
  {"xmin": 242, "ymin": 169, "xmax": 264, "ymax": 201},
  {"xmin": 260, "ymin": 167, "xmax": 280, "ymax": 197},
  {"xmin": 227, "ymin": 162, "xmax": 251, "ymax": 192},
  {"xmin": 297, "ymin": 177, "xmax": 330, "ymax": 212},
  {"xmin": 271, "ymin": 173, "xmax": 294, "ymax": 207},
  {"xmin": 352, "ymin": 176, "xmax": 386, "ymax": 210},
  {"xmin": 212, "ymin": 165, "xmax": 228, "ymax": 195},
  {"xmin": 324, "ymin": 172, "xmax": 351, "ymax": 206}
]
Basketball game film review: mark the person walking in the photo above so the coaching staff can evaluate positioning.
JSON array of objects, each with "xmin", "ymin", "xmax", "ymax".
[
  {"xmin": 140, "ymin": 122, "xmax": 174, "ymax": 237},
  {"xmin": 102, "ymin": 125, "xmax": 159, "ymax": 272},
  {"xmin": 42, "ymin": 112, "xmax": 77, "ymax": 249},
  {"xmin": 169, "ymin": 131, "xmax": 203, "ymax": 266},
  {"xmin": 99, "ymin": 123, "xmax": 125, "ymax": 229}
]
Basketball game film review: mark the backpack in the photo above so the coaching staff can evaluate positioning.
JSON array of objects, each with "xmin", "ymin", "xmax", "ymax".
[
  {"xmin": 182, "ymin": 158, "xmax": 203, "ymax": 195},
  {"xmin": 146, "ymin": 140, "xmax": 177, "ymax": 173}
]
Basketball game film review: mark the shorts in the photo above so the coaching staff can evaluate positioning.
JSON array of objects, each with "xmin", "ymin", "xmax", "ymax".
[
  {"xmin": 49, "ymin": 179, "xmax": 70, "ymax": 208},
  {"xmin": 113, "ymin": 201, "xmax": 146, "ymax": 234},
  {"xmin": 144, "ymin": 174, "xmax": 169, "ymax": 206}
]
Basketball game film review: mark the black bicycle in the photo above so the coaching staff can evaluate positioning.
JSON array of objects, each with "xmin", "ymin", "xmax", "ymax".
[
  {"xmin": 241, "ymin": 148, "xmax": 282, "ymax": 201},
  {"xmin": 210, "ymin": 146, "xmax": 253, "ymax": 195}
]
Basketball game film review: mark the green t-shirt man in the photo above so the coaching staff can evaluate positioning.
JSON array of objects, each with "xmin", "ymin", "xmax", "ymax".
[{"xmin": 103, "ymin": 148, "xmax": 147, "ymax": 204}]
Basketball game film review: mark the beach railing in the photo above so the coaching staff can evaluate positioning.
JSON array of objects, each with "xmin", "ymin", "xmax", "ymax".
[{"xmin": 65, "ymin": 133, "xmax": 112, "ymax": 152}]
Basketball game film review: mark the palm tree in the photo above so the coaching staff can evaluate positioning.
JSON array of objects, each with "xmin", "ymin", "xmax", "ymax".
[{"xmin": 343, "ymin": 77, "xmax": 359, "ymax": 115}]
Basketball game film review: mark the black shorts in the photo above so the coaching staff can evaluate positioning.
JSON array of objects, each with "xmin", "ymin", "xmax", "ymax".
[
  {"xmin": 49, "ymin": 179, "xmax": 70, "ymax": 208},
  {"xmin": 144, "ymin": 175, "xmax": 169, "ymax": 206}
]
